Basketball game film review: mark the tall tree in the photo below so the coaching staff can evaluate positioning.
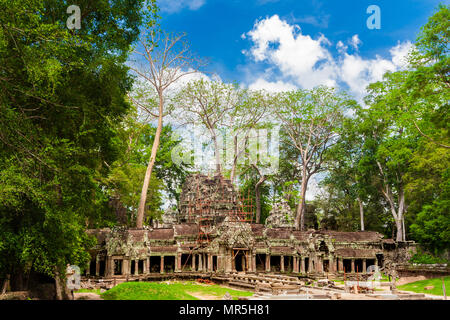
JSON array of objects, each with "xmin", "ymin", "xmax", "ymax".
[
  {"xmin": 129, "ymin": 31, "xmax": 203, "ymax": 228},
  {"xmin": 0, "ymin": 0, "xmax": 157, "ymax": 297},
  {"xmin": 103, "ymin": 107, "xmax": 190, "ymax": 226},
  {"xmin": 360, "ymin": 75, "xmax": 418, "ymax": 241},
  {"xmin": 176, "ymin": 79, "xmax": 238, "ymax": 175},
  {"xmin": 274, "ymin": 87, "xmax": 353, "ymax": 230},
  {"xmin": 225, "ymin": 90, "xmax": 268, "ymax": 182}
]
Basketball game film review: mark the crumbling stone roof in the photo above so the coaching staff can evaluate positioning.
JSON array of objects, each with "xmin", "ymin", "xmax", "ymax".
[
  {"xmin": 148, "ymin": 228, "xmax": 174, "ymax": 240},
  {"xmin": 335, "ymin": 248, "xmax": 378, "ymax": 258},
  {"xmin": 264, "ymin": 201, "xmax": 295, "ymax": 228},
  {"xmin": 86, "ymin": 228, "xmax": 110, "ymax": 243},
  {"xmin": 150, "ymin": 246, "xmax": 178, "ymax": 253},
  {"xmin": 265, "ymin": 228, "xmax": 293, "ymax": 239},
  {"xmin": 292, "ymin": 231, "xmax": 313, "ymax": 241},
  {"xmin": 250, "ymin": 224, "xmax": 264, "ymax": 236},
  {"xmin": 174, "ymin": 224, "xmax": 198, "ymax": 236},
  {"xmin": 271, "ymin": 246, "xmax": 294, "ymax": 254},
  {"xmin": 127, "ymin": 229, "xmax": 147, "ymax": 242},
  {"xmin": 212, "ymin": 217, "xmax": 255, "ymax": 248},
  {"xmin": 319, "ymin": 231, "xmax": 383, "ymax": 242}
]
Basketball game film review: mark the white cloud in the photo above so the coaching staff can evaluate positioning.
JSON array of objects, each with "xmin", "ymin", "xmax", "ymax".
[
  {"xmin": 390, "ymin": 41, "xmax": 414, "ymax": 68},
  {"xmin": 158, "ymin": 0, "xmax": 205, "ymax": 13},
  {"xmin": 350, "ymin": 34, "xmax": 361, "ymax": 50},
  {"xmin": 246, "ymin": 15, "xmax": 337, "ymax": 89},
  {"xmin": 338, "ymin": 41, "xmax": 413, "ymax": 101},
  {"xmin": 243, "ymin": 15, "xmax": 413, "ymax": 102},
  {"xmin": 249, "ymin": 78, "xmax": 297, "ymax": 93}
]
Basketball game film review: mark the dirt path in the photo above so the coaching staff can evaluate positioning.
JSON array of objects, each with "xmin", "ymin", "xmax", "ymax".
[
  {"xmin": 74, "ymin": 292, "xmax": 103, "ymax": 300},
  {"xmin": 396, "ymin": 276, "xmax": 429, "ymax": 286}
]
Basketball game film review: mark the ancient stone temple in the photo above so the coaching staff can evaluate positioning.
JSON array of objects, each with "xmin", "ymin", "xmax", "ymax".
[{"xmin": 84, "ymin": 174, "xmax": 416, "ymax": 279}]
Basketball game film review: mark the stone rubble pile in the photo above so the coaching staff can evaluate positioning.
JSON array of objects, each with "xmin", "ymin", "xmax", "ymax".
[
  {"xmin": 178, "ymin": 174, "xmax": 241, "ymax": 224},
  {"xmin": 265, "ymin": 200, "xmax": 295, "ymax": 228}
]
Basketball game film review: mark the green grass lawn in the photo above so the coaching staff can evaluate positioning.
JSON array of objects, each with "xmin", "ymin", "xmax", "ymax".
[
  {"xmin": 100, "ymin": 281, "xmax": 254, "ymax": 300},
  {"xmin": 75, "ymin": 288, "xmax": 101, "ymax": 295},
  {"xmin": 397, "ymin": 276, "xmax": 450, "ymax": 296}
]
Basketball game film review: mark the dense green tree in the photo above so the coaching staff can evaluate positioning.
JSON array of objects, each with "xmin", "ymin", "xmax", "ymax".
[
  {"xmin": 274, "ymin": 87, "xmax": 355, "ymax": 230},
  {"xmin": 104, "ymin": 108, "xmax": 192, "ymax": 226},
  {"xmin": 0, "ymin": 0, "xmax": 158, "ymax": 297}
]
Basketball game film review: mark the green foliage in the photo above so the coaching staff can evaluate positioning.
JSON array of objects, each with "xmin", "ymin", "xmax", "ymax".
[
  {"xmin": 409, "ymin": 249, "xmax": 448, "ymax": 264},
  {"xmin": 0, "ymin": 0, "xmax": 158, "ymax": 282},
  {"xmin": 312, "ymin": 6, "xmax": 449, "ymax": 246},
  {"xmin": 102, "ymin": 108, "xmax": 191, "ymax": 226},
  {"xmin": 408, "ymin": 168, "xmax": 450, "ymax": 253}
]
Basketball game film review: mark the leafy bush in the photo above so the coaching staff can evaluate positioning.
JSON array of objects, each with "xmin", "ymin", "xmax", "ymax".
[{"xmin": 409, "ymin": 250, "xmax": 448, "ymax": 264}]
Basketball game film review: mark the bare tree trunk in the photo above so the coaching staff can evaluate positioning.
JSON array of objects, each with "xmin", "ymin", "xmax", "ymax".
[
  {"xmin": 357, "ymin": 197, "xmax": 365, "ymax": 231},
  {"xmin": 230, "ymin": 136, "xmax": 238, "ymax": 182},
  {"xmin": 255, "ymin": 175, "xmax": 266, "ymax": 224},
  {"xmin": 54, "ymin": 270, "xmax": 63, "ymax": 300},
  {"xmin": 212, "ymin": 133, "xmax": 222, "ymax": 175},
  {"xmin": 1, "ymin": 274, "xmax": 10, "ymax": 294},
  {"xmin": 295, "ymin": 172, "xmax": 309, "ymax": 231},
  {"xmin": 136, "ymin": 97, "xmax": 164, "ymax": 229},
  {"xmin": 402, "ymin": 216, "xmax": 406, "ymax": 241},
  {"xmin": 395, "ymin": 218, "xmax": 403, "ymax": 242}
]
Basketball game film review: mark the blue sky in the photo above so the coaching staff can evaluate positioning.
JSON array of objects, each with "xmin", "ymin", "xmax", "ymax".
[
  {"xmin": 139, "ymin": 0, "xmax": 446, "ymax": 201},
  {"xmin": 152, "ymin": 0, "xmax": 446, "ymax": 100}
]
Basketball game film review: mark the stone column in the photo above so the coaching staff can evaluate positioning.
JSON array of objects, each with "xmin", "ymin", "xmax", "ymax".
[
  {"xmin": 309, "ymin": 257, "xmax": 313, "ymax": 272},
  {"xmin": 231, "ymin": 251, "xmax": 236, "ymax": 272},
  {"xmin": 252, "ymin": 254, "xmax": 256, "ymax": 272},
  {"xmin": 329, "ymin": 257, "xmax": 334, "ymax": 273},
  {"xmin": 106, "ymin": 257, "xmax": 112, "ymax": 276},
  {"xmin": 280, "ymin": 256, "xmax": 285, "ymax": 272},
  {"xmin": 198, "ymin": 254, "xmax": 203, "ymax": 272},
  {"xmin": 191, "ymin": 254, "xmax": 196, "ymax": 271},
  {"xmin": 362, "ymin": 259, "xmax": 367, "ymax": 274},
  {"xmin": 121, "ymin": 259, "xmax": 128, "ymax": 276},
  {"xmin": 176, "ymin": 253, "xmax": 182, "ymax": 272},
  {"xmin": 226, "ymin": 250, "xmax": 233, "ymax": 273},
  {"xmin": 145, "ymin": 258, "xmax": 150, "ymax": 274},
  {"xmin": 339, "ymin": 258, "xmax": 344, "ymax": 273},
  {"xmin": 160, "ymin": 256, "xmax": 164, "ymax": 274},
  {"xmin": 86, "ymin": 262, "xmax": 90, "ymax": 276},
  {"xmin": 245, "ymin": 252, "xmax": 249, "ymax": 272},
  {"xmin": 96, "ymin": 258, "xmax": 100, "ymax": 277},
  {"xmin": 265, "ymin": 254, "xmax": 271, "ymax": 272},
  {"xmin": 351, "ymin": 259, "xmax": 355, "ymax": 273},
  {"xmin": 300, "ymin": 257, "xmax": 305, "ymax": 273},
  {"xmin": 294, "ymin": 257, "xmax": 299, "ymax": 273},
  {"xmin": 134, "ymin": 259, "xmax": 139, "ymax": 275},
  {"xmin": 207, "ymin": 254, "xmax": 211, "ymax": 272}
]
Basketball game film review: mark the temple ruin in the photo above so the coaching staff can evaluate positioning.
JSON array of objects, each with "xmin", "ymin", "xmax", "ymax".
[{"xmin": 84, "ymin": 174, "xmax": 416, "ymax": 282}]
